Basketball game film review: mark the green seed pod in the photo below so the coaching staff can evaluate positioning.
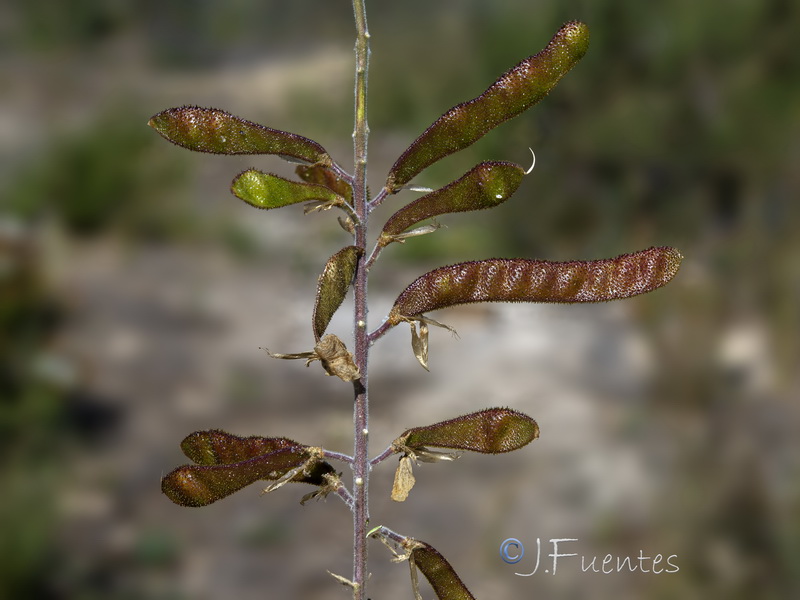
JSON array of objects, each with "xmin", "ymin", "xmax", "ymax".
[
  {"xmin": 296, "ymin": 164, "xmax": 353, "ymax": 203},
  {"xmin": 148, "ymin": 106, "xmax": 331, "ymax": 165},
  {"xmin": 396, "ymin": 408, "xmax": 539, "ymax": 454},
  {"xmin": 386, "ymin": 21, "xmax": 589, "ymax": 191},
  {"xmin": 313, "ymin": 246, "xmax": 362, "ymax": 340},
  {"xmin": 231, "ymin": 169, "xmax": 345, "ymax": 210},
  {"xmin": 161, "ymin": 446, "xmax": 335, "ymax": 507},
  {"xmin": 410, "ymin": 541, "xmax": 476, "ymax": 600},
  {"xmin": 180, "ymin": 429, "xmax": 299, "ymax": 466},
  {"xmin": 389, "ymin": 246, "xmax": 683, "ymax": 324},
  {"xmin": 379, "ymin": 161, "xmax": 525, "ymax": 245}
]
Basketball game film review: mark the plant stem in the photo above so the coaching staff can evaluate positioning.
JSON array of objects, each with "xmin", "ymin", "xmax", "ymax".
[{"xmin": 351, "ymin": 0, "xmax": 370, "ymax": 598}]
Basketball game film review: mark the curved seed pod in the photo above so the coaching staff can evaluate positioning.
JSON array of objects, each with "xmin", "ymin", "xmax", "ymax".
[
  {"xmin": 162, "ymin": 446, "xmax": 335, "ymax": 507},
  {"xmin": 296, "ymin": 164, "xmax": 353, "ymax": 203},
  {"xmin": 313, "ymin": 246, "xmax": 362, "ymax": 341},
  {"xmin": 148, "ymin": 106, "xmax": 331, "ymax": 165},
  {"xmin": 389, "ymin": 246, "xmax": 683, "ymax": 324},
  {"xmin": 379, "ymin": 161, "xmax": 525, "ymax": 245},
  {"xmin": 180, "ymin": 429, "xmax": 299, "ymax": 466},
  {"xmin": 395, "ymin": 408, "xmax": 539, "ymax": 454},
  {"xmin": 409, "ymin": 540, "xmax": 476, "ymax": 600},
  {"xmin": 231, "ymin": 169, "xmax": 345, "ymax": 211},
  {"xmin": 386, "ymin": 22, "xmax": 589, "ymax": 191}
]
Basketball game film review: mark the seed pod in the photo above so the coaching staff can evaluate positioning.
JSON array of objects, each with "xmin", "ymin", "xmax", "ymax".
[
  {"xmin": 231, "ymin": 169, "xmax": 345, "ymax": 211},
  {"xmin": 162, "ymin": 445, "xmax": 335, "ymax": 507},
  {"xmin": 379, "ymin": 161, "xmax": 525, "ymax": 245},
  {"xmin": 296, "ymin": 164, "xmax": 353, "ymax": 203},
  {"xmin": 148, "ymin": 106, "xmax": 331, "ymax": 165},
  {"xmin": 395, "ymin": 408, "xmax": 539, "ymax": 455},
  {"xmin": 180, "ymin": 429, "xmax": 299, "ymax": 466},
  {"xmin": 409, "ymin": 540, "xmax": 476, "ymax": 600},
  {"xmin": 389, "ymin": 246, "xmax": 683, "ymax": 324},
  {"xmin": 313, "ymin": 246, "xmax": 362, "ymax": 341},
  {"xmin": 386, "ymin": 22, "xmax": 589, "ymax": 191}
]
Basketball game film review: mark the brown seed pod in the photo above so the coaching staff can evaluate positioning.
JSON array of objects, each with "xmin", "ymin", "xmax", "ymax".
[
  {"xmin": 180, "ymin": 430, "xmax": 299, "ymax": 466},
  {"xmin": 313, "ymin": 246, "xmax": 362, "ymax": 341},
  {"xmin": 148, "ymin": 106, "xmax": 331, "ymax": 165},
  {"xmin": 386, "ymin": 21, "xmax": 589, "ymax": 191},
  {"xmin": 408, "ymin": 540, "xmax": 476, "ymax": 600},
  {"xmin": 379, "ymin": 161, "xmax": 525, "ymax": 245},
  {"xmin": 389, "ymin": 246, "xmax": 683, "ymax": 324},
  {"xmin": 231, "ymin": 169, "xmax": 345, "ymax": 211},
  {"xmin": 395, "ymin": 408, "xmax": 539, "ymax": 455},
  {"xmin": 161, "ymin": 445, "xmax": 335, "ymax": 507},
  {"xmin": 296, "ymin": 164, "xmax": 353, "ymax": 203}
]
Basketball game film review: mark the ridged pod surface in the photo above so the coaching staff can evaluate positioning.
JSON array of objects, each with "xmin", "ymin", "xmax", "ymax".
[
  {"xmin": 379, "ymin": 161, "xmax": 524, "ymax": 243},
  {"xmin": 313, "ymin": 246, "xmax": 362, "ymax": 340},
  {"xmin": 386, "ymin": 22, "xmax": 589, "ymax": 191},
  {"xmin": 389, "ymin": 246, "xmax": 683, "ymax": 323},
  {"xmin": 231, "ymin": 169, "xmax": 344, "ymax": 210},
  {"xmin": 396, "ymin": 408, "xmax": 539, "ymax": 454},
  {"xmin": 411, "ymin": 541, "xmax": 476, "ymax": 600},
  {"xmin": 148, "ymin": 106, "xmax": 331, "ymax": 165}
]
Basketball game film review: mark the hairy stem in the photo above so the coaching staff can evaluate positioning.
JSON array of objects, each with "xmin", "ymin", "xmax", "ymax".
[{"xmin": 351, "ymin": 0, "xmax": 370, "ymax": 598}]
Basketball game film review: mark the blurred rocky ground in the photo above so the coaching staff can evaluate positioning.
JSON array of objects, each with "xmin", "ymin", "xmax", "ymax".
[{"xmin": 2, "ymin": 1, "xmax": 799, "ymax": 599}]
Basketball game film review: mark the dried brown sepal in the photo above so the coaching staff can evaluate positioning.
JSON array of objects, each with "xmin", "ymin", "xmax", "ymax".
[
  {"xmin": 406, "ymin": 540, "xmax": 476, "ymax": 600},
  {"xmin": 265, "ymin": 334, "xmax": 360, "ymax": 382},
  {"xmin": 385, "ymin": 22, "xmax": 589, "ymax": 191},
  {"xmin": 231, "ymin": 169, "xmax": 345, "ymax": 211},
  {"xmin": 161, "ymin": 446, "xmax": 335, "ymax": 507},
  {"xmin": 314, "ymin": 334, "xmax": 360, "ymax": 381},
  {"xmin": 379, "ymin": 161, "xmax": 524, "ymax": 245},
  {"xmin": 394, "ymin": 408, "xmax": 539, "ymax": 455},
  {"xmin": 409, "ymin": 320, "xmax": 430, "ymax": 371},
  {"xmin": 391, "ymin": 455, "xmax": 417, "ymax": 502},
  {"xmin": 296, "ymin": 164, "xmax": 353, "ymax": 203},
  {"xmin": 180, "ymin": 429, "xmax": 299, "ymax": 465},
  {"xmin": 300, "ymin": 471, "xmax": 343, "ymax": 505},
  {"xmin": 388, "ymin": 246, "xmax": 683, "ymax": 324},
  {"xmin": 313, "ymin": 246, "xmax": 363, "ymax": 341},
  {"xmin": 148, "ymin": 106, "xmax": 331, "ymax": 165}
]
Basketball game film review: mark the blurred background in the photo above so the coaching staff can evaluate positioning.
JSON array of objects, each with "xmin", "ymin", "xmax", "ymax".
[{"xmin": 1, "ymin": 0, "xmax": 799, "ymax": 598}]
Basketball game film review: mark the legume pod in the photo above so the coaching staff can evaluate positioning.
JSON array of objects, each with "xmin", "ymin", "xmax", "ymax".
[
  {"xmin": 313, "ymin": 246, "xmax": 362, "ymax": 340},
  {"xmin": 389, "ymin": 246, "xmax": 682, "ymax": 324},
  {"xmin": 149, "ymin": 106, "xmax": 331, "ymax": 165},
  {"xmin": 231, "ymin": 169, "xmax": 345, "ymax": 210},
  {"xmin": 386, "ymin": 21, "xmax": 589, "ymax": 191}
]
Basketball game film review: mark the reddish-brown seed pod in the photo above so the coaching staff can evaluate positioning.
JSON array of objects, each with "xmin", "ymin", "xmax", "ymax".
[
  {"xmin": 386, "ymin": 21, "xmax": 589, "ymax": 191},
  {"xmin": 410, "ymin": 541, "xmax": 476, "ymax": 600},
  {"xmin": 313, "ymin": 246, "xmax": 362, "ymax": 340},
  {"xmin": 162, "ymin": 446, "xmax": 335, "ymax": 507},
  {"xmin": 396, "ymin": 408, "xmax": 539, "ymax": 454},
  {"xmin": 379, "ymin": 161, "xmax": 525, "ymax": 244},
  {"xmin": 180, "ymin": 430, "xmax": 300, "ymax": 466},
  {"xmin": 148, "ymin": 106, "xmax": 331, "ymax": 165},
  {"xmin": 296, "ymin": 164, "xmax": 353, "ymax": 203},
  {"xmin": 388, "ymin": 246, "xmax": 683, "ymax": 324}
]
